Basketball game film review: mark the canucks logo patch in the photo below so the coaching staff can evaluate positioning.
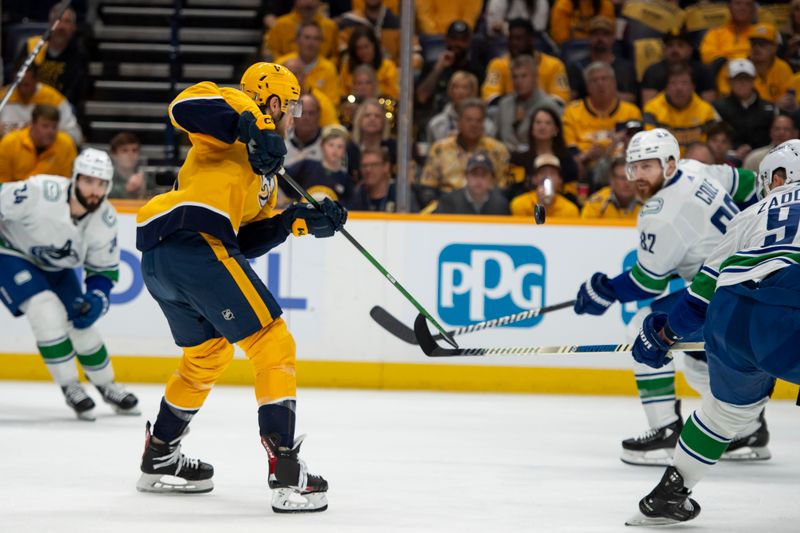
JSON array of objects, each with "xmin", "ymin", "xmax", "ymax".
[{"xmin": 640, "ymin": 198, "xmax": 663, "ymax": 216}]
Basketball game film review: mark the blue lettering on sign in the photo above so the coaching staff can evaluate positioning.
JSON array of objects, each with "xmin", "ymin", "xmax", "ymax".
[
  {"xmin": 438, "ymin": 244, "xmax": 545, "ymax": 327},
  {"xmin": 266, "ymin": 253, "xmax": 307, "ymax": 310},
  {"xmin": 620, "ymin": 250, "xmax": 685, "ymax": 324}
]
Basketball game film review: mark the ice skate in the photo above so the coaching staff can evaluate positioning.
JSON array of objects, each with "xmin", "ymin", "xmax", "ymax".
[
  {"xmin": 721, "ymin": 411, "xmax": 771, "ymax": 461},
  {"xmin": 137, "ymin": 422, "xmax": 214, "ymax": 494},
  {"xmin": 621, "ymin": 401, "xmax": 682, "ymax": 466},
  {"xmin": 96, "ymin": 382, "xmax": 140, "ymax": 415},
  {"xmin": 62, "ymin": 382, "xmax": 96, "ymax": 421},
  {"xmin": 625, "ymin": 466, "xmax": 701, "ymax": 526},
  {"xmin": 261, "ymin": 433, "xmax": 328, "ymax": 513}
]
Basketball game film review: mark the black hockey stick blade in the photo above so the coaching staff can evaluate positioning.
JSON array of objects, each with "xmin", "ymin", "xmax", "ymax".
[
  {"xmin": 370, "ymin": 305, "xmax": 419, "ymax": 344},
  {"xmin": 414, "ymin": 313, "xmax": 442, "ymax": 356}
]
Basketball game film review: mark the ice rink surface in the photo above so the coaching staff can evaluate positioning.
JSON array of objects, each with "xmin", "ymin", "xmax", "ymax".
[{"xmin": 1, "ymin": 381, "xmax": 797, "ymax": 533}]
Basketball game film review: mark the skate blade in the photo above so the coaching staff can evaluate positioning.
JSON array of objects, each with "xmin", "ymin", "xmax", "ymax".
[
  {"xmin": 721, "ymin": 446, "xmax": 771, "ymax": 461},
  {"xmin": 271, "ymin": 488, "xmax": 328, "ymax": 513},
  {"xmin": 74, "ymin": 409, "xmax": 96, "ymax": 422},
  {"xmin": 136, "ymin": 473, "xmax": 213, "ymax": 494},
  {"xmin": 625, "ymin": 510, "xmax": 681, "ymax": 527},
  {"xmin": 620, "ymin": 448, "xmax": 673, "ymax": 467},
  {"xmin": 111, "ymin": 405, "xmax": 141, "ymax": 416}
]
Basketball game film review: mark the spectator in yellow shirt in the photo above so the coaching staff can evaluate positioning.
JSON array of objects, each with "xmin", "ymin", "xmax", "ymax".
[
  {"xmin": 276, "ymin": 21, "xmax": 341, "ymax": 110},
  {"xmin": 414, "ymin": 1, "xmax": 483, "ymax": 36},
  {"xmin": 581, "ymin": 157, "xmax": 640, "ymax": 220},
  {"xmin": 0, "ymin": 104, "xmax": 76, "ymax": 183},
  {"xmin": 717, "ymin": 24, "xmax": 792, "ymax": 105},
  {"xmin": 643, "ymin": 63, "xmax": 720, "ymax": 153},
  {"xmin": 266, "ymin": 0, "xmax": 339, "ymax": 61},
  {"xmin": 549, "ymin": 0, "xmax": 615, "ymax": 45},
  {"xmin": 340, "ymin": 26, "xmax": 399, "ymax": 100},
  {"xmin": 510, "ymin": 154, "xmax": 580, "ymax": 218},
  {"xmin": 699, "ymin": 0, "xmax": 756, "ymax": 65},
  {"xmin": 0, "ymin": 62, "xmax": 82, "ymax": 145},
  {"xmin": 481, "ymin": 18, "xmax": 570, "ymax": 104},
  {"xmin": 281, "ymin": 56, "xmax": 339, "ymax": 127}
]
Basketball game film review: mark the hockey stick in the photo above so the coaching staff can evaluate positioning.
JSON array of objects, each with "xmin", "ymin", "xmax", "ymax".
[
  {"xmin": 0, "ymin": 0, "xmax": 73, "ymax": 115},
  {"xmin": 278, "ymin": 168, "xmax": 458, "ymax": 348},
  {"xmin": 370, "ymin": 299, "xmax": 576, "ymax": 344},
  {"xmin": 412, "ymin": 313, "xmax": 704, "ymax": 357}
]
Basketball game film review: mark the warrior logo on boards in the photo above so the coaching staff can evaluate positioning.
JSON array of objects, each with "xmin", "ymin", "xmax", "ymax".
[{"xmin": 438, "ymin": 244, "xmax": 546, "ymax": 328}]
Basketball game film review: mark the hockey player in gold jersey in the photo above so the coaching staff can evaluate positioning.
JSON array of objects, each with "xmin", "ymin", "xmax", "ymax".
[{"xmin": 135, "ymin": 62, "xmax": 346, "ymax": 513}]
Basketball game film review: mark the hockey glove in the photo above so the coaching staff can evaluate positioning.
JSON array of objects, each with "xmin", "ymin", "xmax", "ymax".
[
  {"xmin": 72, "ymin": 290, "xmax": 110, "ymax": 329},
  {"xmin": 282, "ymin": 199, "xmax": 348, "ymax": 238},
  {"xmin": 632, "ymin": 312, "xmax": 680, "ymax": 368},
  {"xmin": 574, "ymin": 272, "xmax": 617, "ymax": 315},
  {"xmin": 238, "ymin": 111, "xmax": 287, "ymax": 177}
]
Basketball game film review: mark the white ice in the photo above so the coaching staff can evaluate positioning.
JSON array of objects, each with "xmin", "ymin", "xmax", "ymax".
[{"xmin": 1, "ymin": 381, "xmax": 798, "ymax": 532}]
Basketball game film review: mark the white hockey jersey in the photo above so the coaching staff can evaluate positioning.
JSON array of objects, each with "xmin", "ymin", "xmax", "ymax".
[
  {"xmin": 622, "ymin": 161, "xmax": 757, "ymax": 299},
  {"xmin": 0, "ymin": 175, "xmax": 119, "ymax": 280}
]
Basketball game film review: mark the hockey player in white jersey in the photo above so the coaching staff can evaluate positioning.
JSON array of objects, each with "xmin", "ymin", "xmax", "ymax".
[
  {"xmin": 626, "ymin": 139, "xmax": 800, "ymax": 525},
  {"xmin": 0, "ymin": 148, "xmax": 139, "ymax": 420},
  {"xmin": 572, "ymin": 128, "xmax": 768, "ymax": 464}
]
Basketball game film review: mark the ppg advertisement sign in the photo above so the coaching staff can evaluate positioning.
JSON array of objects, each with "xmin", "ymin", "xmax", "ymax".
[{"xmin": 438, "ymin": 244, "xmax": 545, "ymax": 327}]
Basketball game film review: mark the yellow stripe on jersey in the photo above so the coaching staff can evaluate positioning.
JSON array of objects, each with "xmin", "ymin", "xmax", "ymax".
[{"xmin": 201, "ymin": 233, "xmax": 273, "ymax": 327}]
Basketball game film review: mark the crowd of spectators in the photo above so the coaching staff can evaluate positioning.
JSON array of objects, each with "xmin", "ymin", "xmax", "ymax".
[{"xmin": 4, "ymin": 0, "xmax": 800, "ymax": 223}]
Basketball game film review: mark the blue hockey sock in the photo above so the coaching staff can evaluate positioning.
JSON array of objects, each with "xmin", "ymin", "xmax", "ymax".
[
  {"xmin": 153, "ymin": 397, "xmax": 197, "ymax": 443},
  {"xmin": 258, "ymin": 400, "xmax": 296, "ymax": 447}
]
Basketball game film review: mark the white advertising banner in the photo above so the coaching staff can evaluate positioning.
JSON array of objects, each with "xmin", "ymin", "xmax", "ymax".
[{"xmin": 0, "ymin": 214, "xmax": 686, "ymax": 370}]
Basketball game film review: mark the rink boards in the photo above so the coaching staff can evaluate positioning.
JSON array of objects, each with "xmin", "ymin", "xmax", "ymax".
[{"xmin": 1, "ymin": 209, "xmax": 797, "ymax": 399}]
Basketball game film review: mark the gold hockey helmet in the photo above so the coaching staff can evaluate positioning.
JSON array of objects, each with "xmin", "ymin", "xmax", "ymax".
[{"xmin": 240, "ymin": 62, "xmax": 302, "ymax": 117}]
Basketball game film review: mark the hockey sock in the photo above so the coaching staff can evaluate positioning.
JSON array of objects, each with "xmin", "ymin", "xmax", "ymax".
[
  {"xmin": 38, "ymin": 335, "xmax": 80, "ymax": 386},
  {"xmin": 673, "ymin": 410, "xmax": 732, "ymax": 489},
  {"xmin": 153, "ymin": 397, "xmax": 197, "ymax": 443},
  {"xmin": 78, "ymin": 344, "xmax": 115, "ymax": 386},
  {"xmin": 258, "ymin": 400, "xmax": 296, "ymax": 447},
  {"xmin": 634, "ymin": 360, "xmax": 679, "ymax": 428}
]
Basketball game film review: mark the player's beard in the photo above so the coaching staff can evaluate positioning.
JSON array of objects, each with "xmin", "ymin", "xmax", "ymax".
[
  {"xmin": 75, "ymin": 186, "xmax": 103, "ymax": 213},
  {"xmin": 634, "ymin": 177, "xmax": 664, "ymax": 202}
]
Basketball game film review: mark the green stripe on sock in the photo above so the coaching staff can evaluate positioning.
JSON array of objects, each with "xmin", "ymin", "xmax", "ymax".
[
  {"xmin": 680, "ymin": 415, "xmax": 730, "ymax": 463},
  {"xmin": 77, "ymin": 345, "xmax": 109, "ymax": 368},
  {"xmin": 631, "ymin": 264, "xmax": 669, "ymax": 293},
  {"xmin": 636, "ymin": 376, "xmax": 675, "ymax": 399},
  {"xmin": 38, "ymin": 338, "xmax": 74, "ymax": 360}
]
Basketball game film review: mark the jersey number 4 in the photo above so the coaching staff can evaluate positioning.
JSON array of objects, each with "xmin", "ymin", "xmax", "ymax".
[{"xmin": 764, "ymin": 204, "xmax": 800, "ymax": 246}]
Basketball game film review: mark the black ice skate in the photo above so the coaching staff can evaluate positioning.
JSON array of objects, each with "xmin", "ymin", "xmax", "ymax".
[
  {"xmin": 721, "ymin": 410, "xmax": 771, "ymax": 461},
  {"xmin": 625, "ymin": 466, "xmax": 701, "ymax": 526},
  {"xmin": 621, "ymin": 400, "xmax": 683, "ymax": 466},
  {"xmin": 261, "ymin": 433, "xmax": 328, "ymax": 513},
  {"xmin": 137, "ymin": 422, "xmax": 214, "ymax": 494},
  {"xmin": 96, "ymin": 382, "xmax": 141, "ymax": 415},
  {"xmin": 62, "ymin": 382, "xmax": 96, "ymax": 421}
]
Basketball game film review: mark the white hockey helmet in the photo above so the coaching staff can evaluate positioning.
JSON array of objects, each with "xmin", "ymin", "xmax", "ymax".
[
  {"xmin": 72, "ymin": 148, "xmax": 114, "ymax": 196},
  {"xmin": 625, "ymin": 128, "xmax": 680, "ymax": 181},
  {"xmin": 757, "ymin": 139, "xmax": 800, "ymax": 198}
]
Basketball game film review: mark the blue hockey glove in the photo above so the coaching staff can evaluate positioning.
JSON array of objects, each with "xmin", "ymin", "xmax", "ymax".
[
  {"xmin": 574, "ymin": 272, "xmax": 617, "ymax": 315},
  {"xmin": 632, "ymin": 312, "xmax": 680, "ymax": 368},
  {"xmin": 238, "ymin": 111, "xmax": 286, "ymax": 177},
  {"xmin": 282, "ymin": 198, "xmax": 348, "ymax": 238},
  {"xmin": 72, "ymin": 290, "xmax": 110, "ymax": 329}
]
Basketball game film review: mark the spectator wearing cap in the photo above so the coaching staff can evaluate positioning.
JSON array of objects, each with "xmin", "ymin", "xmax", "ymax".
[
  {"xmin": 549, "ymin": 0, "xmax": 615, "ymax": 45},
  {"xmin": 562, "ymin": 62, "xmax": 641, "ymax": 171},
  {"xmin": 643, "ymin": 63, "xmax": 720, "ymax": 154},
  {"xmin": 566, "ymin": 16, "xmax": 637, "ymax": 103},
  {"xmin": 0, "ymin": 62, "xmax": 82, "ymax": 145},
  {"xmin": 419, "ymin": 98, "xmax": 510, "ymax": 201},
  {"xmin": 581, "ymin": 157, "xmax": 640, "ymax": 220},
  {"xmin": 430, "ymin": 152, "xmax": 511, "ymax": 215},
  {"xmin": 713, "ymin": 58, "xmax": 776, "ymax": 155},
  {"xmin": 699, "ymin": 0, "xmax": 757, "ymax": 65},
  {"xmin": 640, "ymin": 27, "xmax": 716, "ymax": 105},
  {"xmin": 276, "ymin": 21, "xmax": 342, "ymax": 112},
  {"xmin": 743, "ymin": 113, "xmax": 800, "ymax": 172},
  {"xmin": 349, "ymin": 146, "xmax": 417, "ymax": 212},
  {"xmin": 481, "ymin": 18, "xmax": 570, "ymax": 105},
  {"xmin": 510, "ymin": 154, "xmax": 579, "ymax": 218},
  {"xmin": 266, "ymin": 0, "xmax": 339, "ymax": 61},
  {"xmin": 415, "ymin": 20, "xmax": 487, "ymax": 113},
  {"xmin": 715, "ymin": 24, "xmax": 792, "ymax": 106},
  {"xmin": 284, "ymin": 124, "xmax": 353, "ymax": 204},
  {"xmin": 427, "ymin": 71, "xmax": 497, "ymax": 144},
  {"xmin": 414, "ymin": 2, "xmax": 483, "ymax": 37},
  {"xmin": 0, "ymin": 104, "xmax": 76, "ymax": 183},
  {"xmin": 494, "ymin": 56, "xmax": 560, "ymax": 154}
]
